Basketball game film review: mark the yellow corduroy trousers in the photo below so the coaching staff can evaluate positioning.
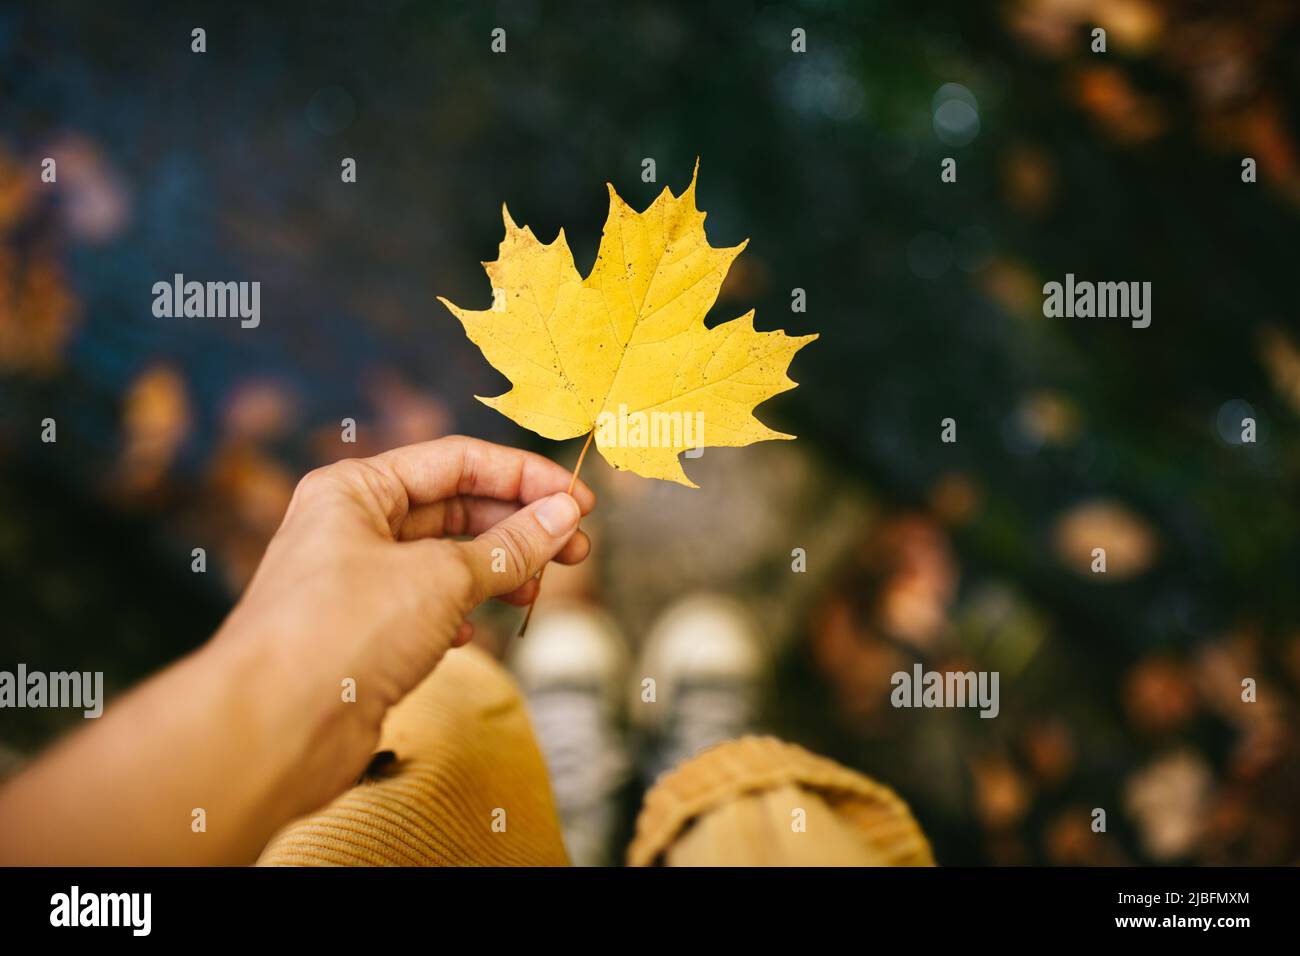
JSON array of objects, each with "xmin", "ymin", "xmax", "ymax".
[{"xmin": 257, "ymin": 645, "xmax": 934, "ymax": 867}]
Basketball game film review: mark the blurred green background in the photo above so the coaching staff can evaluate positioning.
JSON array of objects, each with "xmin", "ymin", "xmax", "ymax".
[{"xmin": 2, "ymin": 0, "xmax": 1300, "ymax": 864}]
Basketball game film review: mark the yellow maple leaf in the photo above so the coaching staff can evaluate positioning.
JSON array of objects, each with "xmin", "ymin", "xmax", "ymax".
[{"xmin": 438, "ymin": 164, "xmax": 818, "ymax": 487}]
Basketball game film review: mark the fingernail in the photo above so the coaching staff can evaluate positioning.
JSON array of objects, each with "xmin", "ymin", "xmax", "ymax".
[{"xmin": 535, "ymin": 493, "xmax": 580, "ymax": 536}]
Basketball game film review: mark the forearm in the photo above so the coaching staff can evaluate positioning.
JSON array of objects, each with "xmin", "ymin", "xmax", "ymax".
[
  {"xmin": 0, "ymin": 438, "xmax": 590, "ymax": 865},
  {"xmin": 0, "ymin": 631, "xmax": 362, "ymax": 866}
]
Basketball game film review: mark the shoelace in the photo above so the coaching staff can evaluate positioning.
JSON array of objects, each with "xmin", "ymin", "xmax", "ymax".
[
  {"xmin": 527, "ymin": 686, "xmax": 627, "ymax": 809},
  {"xmin": 658, "ymin": 681, "xmax": 756, "ymax": 777}
]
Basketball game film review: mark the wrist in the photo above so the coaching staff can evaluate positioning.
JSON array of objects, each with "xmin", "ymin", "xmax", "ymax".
[{"xmin": 202, "ymin": 619, "xmax": 380, "ymax": 832}]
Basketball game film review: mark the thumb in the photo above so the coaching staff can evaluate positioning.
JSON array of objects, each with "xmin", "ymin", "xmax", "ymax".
[{"xmin": 457, "ymin": 492, "xmax": 581, "ymax": 602}]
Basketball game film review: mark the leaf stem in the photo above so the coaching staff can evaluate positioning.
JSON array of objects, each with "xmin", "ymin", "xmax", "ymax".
[{"xmin": 517, "ymin": 429, "xmax": 594, "ymax": 637}]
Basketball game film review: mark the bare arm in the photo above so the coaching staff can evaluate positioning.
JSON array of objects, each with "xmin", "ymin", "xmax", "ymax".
[{"xmin": 0, "ymin": 436, "xmax": 593, "ymax": 865}]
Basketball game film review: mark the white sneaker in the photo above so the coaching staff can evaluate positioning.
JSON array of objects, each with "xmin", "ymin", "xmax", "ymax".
[
  {"xmin": 633, "ymin": 593, "xmax": 764, "ymax": 781},
  {"xmin": 509, "ymin": 603, "xmax": 630, "ymax": 866}
]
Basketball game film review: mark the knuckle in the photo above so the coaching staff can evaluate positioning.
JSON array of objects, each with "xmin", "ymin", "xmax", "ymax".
[
  {"xmin": 303, "ymin": 458, "xmax": 403, "ymax": 524},
  {"xmin": 288, "ymin": 466, "xmax": 340, "ymax": 512},
  {"xmin": 296, "ymin": 465, "xmax": 333, "ymax": 493},
  {"xmin": 297, "ymin": 460, "xmax": 364, "ymax": 495},
  {"xmin": 491, "ymin": 523, "xmax": 535, "ymax": 579},
  {"xmin": 437, "ymin": 434, "xmax": 472, "ymax": 460},
  {"xmin": 329, "ymin": 457, "xmax": 371, "ymax": 483}
]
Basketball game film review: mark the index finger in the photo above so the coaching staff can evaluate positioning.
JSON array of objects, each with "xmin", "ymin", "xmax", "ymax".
[{"xmin": 370, "ymin": 434, "xmax": 597, "ymax": 512}]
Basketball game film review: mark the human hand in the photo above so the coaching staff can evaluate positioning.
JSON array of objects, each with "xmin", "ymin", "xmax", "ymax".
[
  {"xmin": 0, "ymin": 435, "xmax": 594, "ymax": 866},
  {"xmin": 211, "ymin": 435, "xmax": 595, "ymax": 820},
  {"xmin": 0, "ymin": 436, "xmax": 595, "ymax": 864}
]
